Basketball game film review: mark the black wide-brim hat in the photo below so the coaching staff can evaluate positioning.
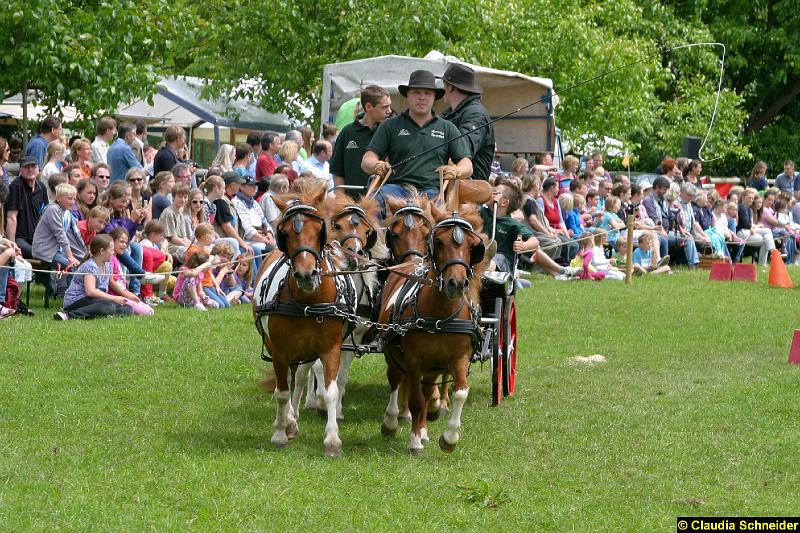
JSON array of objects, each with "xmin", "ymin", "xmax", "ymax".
[
  {"xmin": 399, "ymin": 70, "xmax": 446, "ymax": 100},
  {"xmin": 437, "ymin": 63, "xmax": 482, "ymax": 94}
]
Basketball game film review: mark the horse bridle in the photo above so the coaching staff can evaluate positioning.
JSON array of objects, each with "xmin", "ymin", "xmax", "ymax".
[
  {"xmin": 427, "ymin": 214, "xmax": 485, "ymax": 289},
  {"xmin": 330, "ymin": 205, "xmax": 377, "ymax": 253},
  {"xmin": 277, "ymin": 202, "xmax": 327, "ymax": 270},
  {"xmin": 387, "ymin": 204, "xmax": 433, "ymax": 264}
]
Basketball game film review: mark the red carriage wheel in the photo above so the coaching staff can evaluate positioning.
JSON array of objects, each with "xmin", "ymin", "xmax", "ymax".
[
  {"xmin": 490, "ymin": 297, "xmax": 503, "ymax": 405},
  {"xmin": 502, "ymin": 297, "xmax": 517, "ymax": 397}
]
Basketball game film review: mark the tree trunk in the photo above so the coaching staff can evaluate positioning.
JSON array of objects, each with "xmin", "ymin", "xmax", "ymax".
[{"xmin": 745, "ymin": 78, "xmax": 800, "ymax": 133}]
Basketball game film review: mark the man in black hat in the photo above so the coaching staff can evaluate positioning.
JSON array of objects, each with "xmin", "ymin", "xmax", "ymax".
[
  {"xmin": 440, "ymin": 63, "xmax": 495, "ymax": 181},
  {"xmin": 362, "ymin": 69, "xmax": 472, "ymax": 207},
  {"xmin": 5, "ymin": 156, "xmax": 47, "ymax": 258},
  {"xmin": 331, "ymin": 85, "xmax": 392, "ymax": 198}
]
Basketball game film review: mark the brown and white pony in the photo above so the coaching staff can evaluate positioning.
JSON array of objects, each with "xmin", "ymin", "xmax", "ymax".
[
  {"xmin": 378, "ymin": 203, "xmax": 487, "ymax": 455},
  {"xmin": 252, "ymin": 180, "xmax": 348, "ymax": 457},
  {"xmin": 295, "ymin": 192, "xmax": 385, "ymax": 421}
]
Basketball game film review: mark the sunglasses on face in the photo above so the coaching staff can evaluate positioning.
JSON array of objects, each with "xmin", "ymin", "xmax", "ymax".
[
  {"xmin": 128, "ymin": 178, "xmax": 143, "ymax": 182},
  {"xmin": 96, "ymin": 175, "xmax": 110, "ymax": 179},
  {"xmin": 191, "ymin": 200, "xmax": 203, "ymax": 205}
]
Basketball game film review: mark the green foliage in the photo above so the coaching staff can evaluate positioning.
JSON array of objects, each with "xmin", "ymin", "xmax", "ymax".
[
  {"xmin": 180, "ymin": 0, "xmax": 747, "ymax": 169},
  {"xmin": 0, "ymin": 0, "xmax": 190, "ymax": 122}
]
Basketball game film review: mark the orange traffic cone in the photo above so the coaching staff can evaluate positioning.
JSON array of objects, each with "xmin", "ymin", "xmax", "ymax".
[{"xmin": 768, "ymin": 249, "xmax": 793, "ymax": 288}]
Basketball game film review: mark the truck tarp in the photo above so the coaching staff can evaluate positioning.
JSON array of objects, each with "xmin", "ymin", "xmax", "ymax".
[{"xmin": 321, "ymin": 51, "xmax": 558, "ymax": 155}]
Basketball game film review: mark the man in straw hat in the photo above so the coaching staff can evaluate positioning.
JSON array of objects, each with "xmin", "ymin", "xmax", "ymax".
[
  {"xmin": 440, "ymin": 63, "xmax": 495, "ymax": 182},
  {"xmin": 362, "ymin": 69, "xmax": 472, "ymax": 210}
]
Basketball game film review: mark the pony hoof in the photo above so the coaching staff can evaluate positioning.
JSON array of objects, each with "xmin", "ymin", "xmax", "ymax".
[
  {"xmin": 408, "ymin": 447, "xmax": 424, "ymax": 457},
  {"xmin": 337, "ymin": 416, "xmax": 344, "ymax": 423},
  {"xmin": 325, "ymin": 444, "xmax": 342, "ymax": 458},
  {"xmin": 398, "ymin": 415, "xmax": 412, "ymax": 423},
  {"xmin": 438, "ymin": 434, "xmax": 457, "ymax": 453},
  {"xmin": 271, "ymin": 437, "xmax": 288, "ymax": 449},
  {"xmin": 438, "ymin": 407, "xmax": 450, "ymax": 418},
  {"xmin": 380, "ymin": 423, "xmax": 397, "ymax": 438},
  {"xmin": 426, "ymin": 410, "xmax": 440, "ymax": 422},
  {"xmin": 286, "ymin": 424, "xmax": 299, "ymax": 440},
  {"xmin": 317, "ymin": 409, "xmax": 328, "ymax": 419}
]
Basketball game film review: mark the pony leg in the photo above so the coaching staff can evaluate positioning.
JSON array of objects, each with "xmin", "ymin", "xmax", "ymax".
[
  {"xmin": 440, "ymin": 361, "xmax": 470, "ymax": 453},
  {"xmin": 407, "ymin": 371, "xmax": 426, "ymax": 456},
  {"xmin": 271, "ymin": 361, "xmax": 291, "ymax": 449},
  {"xmin": 336, "ymin": 350, "xmax": 354, "ymax": 422},
  {"xmin": 426, "ymin": 380, "xmax": 442, "ymax": 421},
  {"xmin": 291, "ymin": 362, "xmax": 313, "ymax": 420},
  {"xmin": 398, "ymin": 377, "xmax": 412, "ymax": 421},
  {"xmin": 303, "ymin": 360, "xmax": 322, "ymax": 410},
  {"xmin": 285, "ymin": 365, "xmax": 299, "ymax": 439},
  {"xmin": 321, "ymin": 351, "xmax": 343, "ymax": 458},
  {"xmin": 381, "ymin": 357, "xmax": 404, "ymax": 437},
  {"xmin": 439, "ymin": 378, "xmax": 451, "ymax": 416}
]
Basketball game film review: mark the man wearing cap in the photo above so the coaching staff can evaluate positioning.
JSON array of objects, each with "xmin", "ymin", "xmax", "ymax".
[
  {"xmin": 362, "ymin": 69, "xmax": 472, "ymax": 207},
  {"xmin": 214, "ymin": 171, "xmax": 254, "ymax": 258},
  {"xmin": 5, "ymin": 157, "xmax": 48, "ymax": 258},
  {"xmin": 331, "ymin": 85, "xmax": 392, "ymax": 198},
  {"xmin": 440, "ymin": 63, "xmax": 495, "ymax": 181},
  {"xmin": 232, "ymin": 174, "xmax": 274, "ymax": 271}
]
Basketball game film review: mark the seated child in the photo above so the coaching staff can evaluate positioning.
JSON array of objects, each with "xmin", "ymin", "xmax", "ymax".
[
  {"xmin": 560, "ymin": 194, "xmax": 584, "ymax": 237},
  {"xmin": 591, "ymin": 231, "xmax": 625, "ymax": 280},
  {"xmin": 210, "ymin": 242, "xmax": 243, "ymax": 305},
  {"xmin": 632, "ymin": 234, "xmax": 671, "ymax": 275},
  {"xmin": 139, "ymin": 220, "xmax": 174, "ymax": 304},
  {"xmin": 706, "ymin": 199, "xmax": 731, "ymax": 258},
  {"xmin": 725, "ymin": 201, "xmax": 746, "ymax": 263},
  {"xmin": 54, "ymin": 234, "xmax": 135, "ymax": 320},
  {"xmin": 78, "ymin": 206, "xmax": 111, "ymax": 247},
  {"xmin": 186, "ymin": 223, "xmax": 229, "ymax": 308},
  {"xmin": 172, "ymin": 251, "xmax": 220, "ymax": 311},
  {"xmin": 221, "ymin": 252, "xmax": 255, "ymax": 303},
  {"xmin": 596, "ymin": 196, "xmax": 626, "ymax": 249},
  {"xmin": 572, "ymin": 232, "xmax": 605, "ymax": 280},
  {"xmin": 108, "ymin": 227, "xmax": 154, "ymax": 315}
]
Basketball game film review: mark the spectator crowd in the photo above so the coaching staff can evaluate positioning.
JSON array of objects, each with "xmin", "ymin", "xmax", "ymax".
[{"xmin": 1, "ymin": 106, "xmax": 798, "ymax": 320}]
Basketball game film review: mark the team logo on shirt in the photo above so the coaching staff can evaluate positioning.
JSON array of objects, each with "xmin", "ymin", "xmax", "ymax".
[
  {"xmin": 346, "ymin": 140, "xmax": 359, "ymax": 149},
  {"xmin": 431, "ymin": 129, "xmax": 445, "ymax": 139},
  {"xmin": 398, "ymin": 129, "xmax": 410, "ymax": 136}
]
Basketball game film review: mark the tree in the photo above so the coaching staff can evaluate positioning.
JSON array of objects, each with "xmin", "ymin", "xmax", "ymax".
[{"xmin": 0, "ymin": 0, "xmax": 193, "ymax": 129}]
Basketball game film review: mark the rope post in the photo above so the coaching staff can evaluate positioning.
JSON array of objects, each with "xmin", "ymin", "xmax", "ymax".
[{"xmin": 625, "ymin": 215, "xmax": 635, "ymax": 285}]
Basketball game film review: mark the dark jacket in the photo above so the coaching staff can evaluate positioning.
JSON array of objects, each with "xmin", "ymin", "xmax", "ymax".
[
  {"xmin": 153, "ymin": 145, "xmax": 180, "ymax": 176},
  {"xmin": 442, "ymin": 94, "xmax": 495, "ymax": 180}
]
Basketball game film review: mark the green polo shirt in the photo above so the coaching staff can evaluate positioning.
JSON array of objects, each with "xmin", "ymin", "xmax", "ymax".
[
  {"xmin": 330, "ymin": 115, "xmax": 375, "ymax": 196},
  {"xmin": 480, "ymin": 206, "xmax": 533, "ymax": 259},
  {"xmin": 367, "ymin": 110, "xmax": 471, "ymax": 191}
]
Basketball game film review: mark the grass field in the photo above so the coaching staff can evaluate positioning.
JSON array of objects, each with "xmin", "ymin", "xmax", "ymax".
[{"xmin": 2, "ymin": 268, "xmax": 800, "ymax": 530}]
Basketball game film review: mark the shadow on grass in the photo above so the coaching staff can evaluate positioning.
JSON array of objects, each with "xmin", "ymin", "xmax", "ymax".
[{"xmin": 167, "ymin": 380, "xmax": 407, "ymax": 457}]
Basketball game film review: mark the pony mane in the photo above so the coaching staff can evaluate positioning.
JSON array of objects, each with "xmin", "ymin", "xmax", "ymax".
[
  {"xmin": 386, "ymin": 190, "xmax": 434, "ymax": 228},
  {"xmin": 284, "ymin": 177, "xmax": 329, "ymax": 209}
]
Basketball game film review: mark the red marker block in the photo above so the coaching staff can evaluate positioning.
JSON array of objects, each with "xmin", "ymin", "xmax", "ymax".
[{"xmin": 789, "ymin": 330, "xmax": 800, "ymax": 365}]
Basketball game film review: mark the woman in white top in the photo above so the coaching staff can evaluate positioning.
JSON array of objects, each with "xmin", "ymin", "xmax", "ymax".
[{"xmin": 41, "ymin": 140, "xmax": 66, "ymax": 178}]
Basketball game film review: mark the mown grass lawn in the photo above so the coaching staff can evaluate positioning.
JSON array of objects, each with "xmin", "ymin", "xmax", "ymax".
[{"xmin": 2, "ymin": 268, "xmax": 799, "ymax": 530}]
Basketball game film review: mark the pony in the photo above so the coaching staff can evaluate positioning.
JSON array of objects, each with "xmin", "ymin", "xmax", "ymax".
[
  {"xmin": 293, "ymin": 192, "xmax": 385, "ymax": 421},
  {"xmin": 252, "ymin": 179, "xmax": 352, "ymax": 457},
  {"xmin": 378, "ymin": 202, "xmax": 487, "ymax": 455}
]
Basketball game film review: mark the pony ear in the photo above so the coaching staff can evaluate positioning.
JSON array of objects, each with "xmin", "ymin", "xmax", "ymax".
[
  {"xmin": 312, "ymin": 182, "xmax": 328, "ymax": 206},
  {"xmin": 429, "ymin": 202, "xmax": 448, "ymax": 223},
  {"xmin": 384, "ymin": 195, "xmax": 406, "ymax": 218},
  {"xmin": 273, "ymin": 195, "xmax": 289, "ymax": 212}
]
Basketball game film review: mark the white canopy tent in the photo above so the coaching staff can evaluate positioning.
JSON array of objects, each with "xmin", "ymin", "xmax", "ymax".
[
  {"xmin": 116, "ymin": 76, "xmax": 292, "ymax": 150},
  {"xmin": 321, "ymin": 51, "xmax": 559, "ymax": 155}
]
